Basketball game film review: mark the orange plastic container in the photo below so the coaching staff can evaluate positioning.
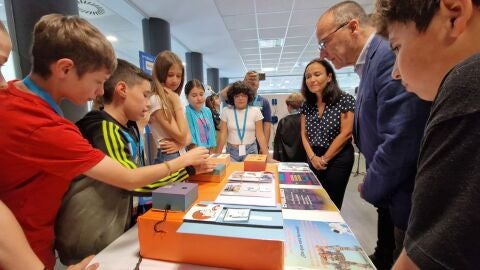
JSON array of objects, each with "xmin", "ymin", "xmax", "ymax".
[{"xmin": 137, "ymin": 163, "xmax": 284, "ymax": 270}]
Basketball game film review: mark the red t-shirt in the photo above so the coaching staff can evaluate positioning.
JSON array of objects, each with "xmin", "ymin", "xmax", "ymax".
[{"xmin": 0, "ymin": 81, "xmax": 105, "ymax": 269}]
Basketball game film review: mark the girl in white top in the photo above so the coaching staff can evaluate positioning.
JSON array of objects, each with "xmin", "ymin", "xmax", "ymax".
[
  {"xmin": 149, "ymin": 51, "xmax": 191, "ymax": 163},
  {"xmin": 216, "ymin": 81, "xmax": 269, "ymax": 162}
]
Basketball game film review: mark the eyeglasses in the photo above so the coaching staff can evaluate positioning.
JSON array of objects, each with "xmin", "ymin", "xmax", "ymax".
[{"xmin": 318, "ymin": 21, "xmax": 350, "ymax": 52}]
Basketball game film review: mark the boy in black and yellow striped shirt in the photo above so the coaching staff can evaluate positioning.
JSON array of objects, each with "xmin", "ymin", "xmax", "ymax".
[{"xmin": 55, "ymin": 59, "xmax": 198, "ymax": 265}]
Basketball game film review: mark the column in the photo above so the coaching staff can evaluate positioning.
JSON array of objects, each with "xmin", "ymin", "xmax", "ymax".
[
  {"xmin": 219, "ymin": 77, "xmax": 230, "ymax": 92},
  {"xmin": 206, "ymin": 68, "xmax": 219, "ymax": 93},
  {"xmin": 185, "ymin": 52, "xmax": 203, "ymax": 82},
  {"xmin": 142, "ymin": 17, "xmax": 171, "ymax": 55}
]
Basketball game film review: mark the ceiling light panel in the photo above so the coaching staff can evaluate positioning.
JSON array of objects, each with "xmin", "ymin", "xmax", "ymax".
[{"xmin": 260, "ymin": 47, "xmax": 282, "ymax": 54}]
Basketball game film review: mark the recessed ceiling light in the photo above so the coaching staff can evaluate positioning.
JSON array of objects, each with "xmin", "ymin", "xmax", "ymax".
[
  {"xmin": 259, "ymin": 39, "xmax": 285, "ymax": 48},
  {"xmin": 262, "ymin": 67, "xmax": 277, "ymax": 72},
  {"xmin": 106, "ymin": 35, "xmax": 118, "ymax": 42}
]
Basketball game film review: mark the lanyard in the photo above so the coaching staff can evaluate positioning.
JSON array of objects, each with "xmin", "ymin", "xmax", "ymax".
[
  {"xmin": 252, "ymin": 95, "xmax": 259, "ymax": 106},
  {"xmin": 190, "ymin": 105, "xmax": 210, "ymax": 133},
  {"xmin": 120, "ymin": 127, "xmax": 144, "ymax": 165},
  {"xmin": 23, "ymin": 76, "xmax": 64, "ymax": 117},
  {"xmin": 234, "ymin": 105, "xmax": 248, "ymax": 144}
]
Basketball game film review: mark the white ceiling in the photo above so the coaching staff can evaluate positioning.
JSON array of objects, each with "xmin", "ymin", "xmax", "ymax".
[{"xmin": 1, "ymin": 0, "xmax": 374, "ymax": 92}]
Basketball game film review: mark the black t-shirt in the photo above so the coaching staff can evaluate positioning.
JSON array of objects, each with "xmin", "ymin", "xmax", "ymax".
[
  {"xmin": 301, "ymin": 93, "xmax": 355, "ymax": 148},
  {"xmin": 405, "ymin": 53, "xmax": 480, "ymax": 269}
]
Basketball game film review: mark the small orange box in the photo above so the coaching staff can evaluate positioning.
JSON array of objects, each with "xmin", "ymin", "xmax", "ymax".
[
  {"xmin": 244, "ymin": 154, "xmax": 267, "ymax": 171},
  {"xmin": 138, "ymin": 163, "xmax": 284, "ymax": 270},
  {"xmin": 209, "ymin": 153, "xmax": 231, "ymax": 166}
]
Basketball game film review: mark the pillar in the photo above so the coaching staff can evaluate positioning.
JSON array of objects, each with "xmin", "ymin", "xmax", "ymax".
[
  {"xmin": 185, "ymin": 52, "xmax": 203, "ymax": 82},
  {"xmin": 142, "ymin": 17, "xmax": 171, "ymax": 55},
  {"xmin": 206, "ymin": 68, "xmax": 219, "ymax": 93}
]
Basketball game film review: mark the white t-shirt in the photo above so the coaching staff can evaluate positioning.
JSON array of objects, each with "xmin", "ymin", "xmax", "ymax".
[
  {"xmin": 220, "ymin": 105, "xmax": 263, "ymax": 145},
  {"xmin": 149, "ymin": 94, "xmax": 171, "ymax": 148}
]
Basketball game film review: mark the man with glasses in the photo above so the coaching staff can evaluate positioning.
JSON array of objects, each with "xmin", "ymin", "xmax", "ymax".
[{"xmin": 316, "ymin": 2, "xmax": 431, "ymax": 269}]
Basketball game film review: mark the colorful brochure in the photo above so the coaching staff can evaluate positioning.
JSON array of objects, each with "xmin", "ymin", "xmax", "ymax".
[
  {"xmin": 283, "ymin": 219, "xmax": 374, "ymax": 270},
  {"xmin": 280, "ymin": 186, "xmax": 337, "ymax": 211}
]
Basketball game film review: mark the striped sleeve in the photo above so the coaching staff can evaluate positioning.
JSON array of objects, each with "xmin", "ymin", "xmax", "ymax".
[
  {"xmin": 99, "ymin": 120, "xmax": 189, "ymax": 195},
  {"xmin": 101, "ymin": 120, "xmax": 136, "ymax": 169},
  {"xmin": 133, "ymin": 168, "xmax": 189, "ymax": 195}
]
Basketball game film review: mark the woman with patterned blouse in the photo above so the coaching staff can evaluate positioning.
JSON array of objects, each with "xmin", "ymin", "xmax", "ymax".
[{"xmin": 300, "ymin": 58, "xmax": 355, "ymax": 209}]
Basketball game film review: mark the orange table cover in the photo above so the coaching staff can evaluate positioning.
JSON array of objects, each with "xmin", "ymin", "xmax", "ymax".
[{"xmin": 138, "ymin": 163, "xmax": 284, "ymax": 270}]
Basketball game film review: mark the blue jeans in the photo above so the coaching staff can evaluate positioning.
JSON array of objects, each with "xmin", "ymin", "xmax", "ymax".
[
  {"xmin": 226, "ymin": 142, "xmax": 258, "ymax": 162},
  {"xmin": 154, "ymin": 149, "xmax": 180, "ymax": 164}
]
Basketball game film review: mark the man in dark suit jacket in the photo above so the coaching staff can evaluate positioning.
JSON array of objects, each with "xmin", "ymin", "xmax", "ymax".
[{"xmin": 316, "ymin": 2, "xmax": 431, "ymax": 269}]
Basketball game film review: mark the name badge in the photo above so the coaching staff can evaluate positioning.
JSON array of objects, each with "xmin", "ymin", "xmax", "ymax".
[{"xmin": 239, "ymin": 144, "xmax": 246, "ymax": 156}]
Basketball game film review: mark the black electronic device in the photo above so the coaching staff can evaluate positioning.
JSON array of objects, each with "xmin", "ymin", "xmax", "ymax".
[{"xmin": 258, "ymin": 73, "xmax": 266, "ymax": 81}]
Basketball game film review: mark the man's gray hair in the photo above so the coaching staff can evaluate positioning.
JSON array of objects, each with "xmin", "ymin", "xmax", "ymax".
[{"xmin": 326, "ymin": 1, "xmax": 370, "ymax": 26}]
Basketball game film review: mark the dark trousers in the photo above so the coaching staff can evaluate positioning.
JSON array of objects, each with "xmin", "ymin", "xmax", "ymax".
[
  {"xmin": 393, "ymin": 226, "xmax": 405, "ymax": 261},
  {"xmin": 309, "ymin": 143, "xmax": 354, "ymax": 209},
  {"xmin": 373, "ymin": 206, "xmax": 396, "ymax": 267}
]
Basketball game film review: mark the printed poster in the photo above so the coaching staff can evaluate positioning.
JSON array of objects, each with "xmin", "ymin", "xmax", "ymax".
[
  {"xmin": 279, "ymin": 171, "xmax": 321, "ymax": 185},
  {"xmin": 280, "ymin": 187, "xmax": 337, "ymax": 211},
  {"xmin": 284, "ymin": 219, "xmax": 374, "ymax": 270}
]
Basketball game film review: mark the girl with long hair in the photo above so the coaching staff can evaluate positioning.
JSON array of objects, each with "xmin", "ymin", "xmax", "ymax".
[
  {"xmin": 149, "ymin": 51, "xmax": 191, "ymax": 163},
  {"xmin": 184, "ymin": 79, "xmax": 216, "ymax": 152}
]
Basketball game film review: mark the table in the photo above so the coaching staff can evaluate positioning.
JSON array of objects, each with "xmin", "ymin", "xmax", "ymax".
[
  {"xmin": 90, "ymin": 162, "xmax": 373, "ymax": 269},
  {"xmin": 89, "ymin": 225, "xmax": 227, "ymax": 270}
]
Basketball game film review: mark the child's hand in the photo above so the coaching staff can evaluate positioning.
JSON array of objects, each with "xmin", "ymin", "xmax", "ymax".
[
  {"xmin": 183, "ymin": 147, "xmax": 210, "ymax": 166},
  {"xmin": 159, "ymin": 139, "xmax": 183, "ymax": 154},
  {"xmin": 194, "ymin": 159, "xmax": 216, "ymax": 174},
  {"xmin": 68, "ymin": 255, "xmax": 98, "ymax": 270},
  {"xmin": 137, "ymin": 111, "xmax": 151, "ymax": 131}
]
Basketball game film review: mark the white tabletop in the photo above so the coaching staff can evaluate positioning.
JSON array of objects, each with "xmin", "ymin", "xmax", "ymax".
[{"xmin": 89, "ymin": 225, "xmax": 228, "ymax": 270}]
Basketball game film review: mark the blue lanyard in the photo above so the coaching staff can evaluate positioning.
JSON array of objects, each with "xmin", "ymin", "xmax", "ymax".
[
  {"xmin": 234, "ymin": 105, "xmax": 248, "ymax": 144},
  {"xmin": 252, "ymin": 95, "xmax": 259, "ymax": 106},
  {"xmin": 120, "ymin": 128, "xmax": 144, "ymax": 165},
  {"xmin": 190, "ymin": 105, "xmax": 210, "ymax": 133},
  {"xmin": 23, "ymin": 76, "xmax": 64, "ymax": 117}
]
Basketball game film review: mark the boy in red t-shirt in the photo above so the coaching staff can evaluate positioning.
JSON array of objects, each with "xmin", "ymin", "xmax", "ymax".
[{"xmin": 0, "ymin": 14, "xmax": 210, "ymax": 270}]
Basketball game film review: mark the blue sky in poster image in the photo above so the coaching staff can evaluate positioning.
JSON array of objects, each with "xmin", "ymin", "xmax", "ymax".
[{"xmin": 283, "ymin": 219, "xmax": 361, "ymax": 247}]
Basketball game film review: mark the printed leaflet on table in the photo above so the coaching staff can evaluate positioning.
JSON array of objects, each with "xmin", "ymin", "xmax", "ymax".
[{"xmin": 283, "ymin": 219, "xmax": 374, "ymax": 270}]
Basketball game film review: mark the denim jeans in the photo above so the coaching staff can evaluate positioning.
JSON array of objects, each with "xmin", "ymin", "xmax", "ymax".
[
  {"xmin": 226, "ymin": 141, "xmax": 258, "ymax": 162},
  {"xmin": 154, "ymin": 149, "xmax": 180, "ymax": 164}
]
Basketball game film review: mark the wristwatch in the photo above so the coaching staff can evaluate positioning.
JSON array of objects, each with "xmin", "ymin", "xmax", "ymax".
[{"xmin": 185, "ymin": 165, "xmax": 196, "ymax": 176}]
